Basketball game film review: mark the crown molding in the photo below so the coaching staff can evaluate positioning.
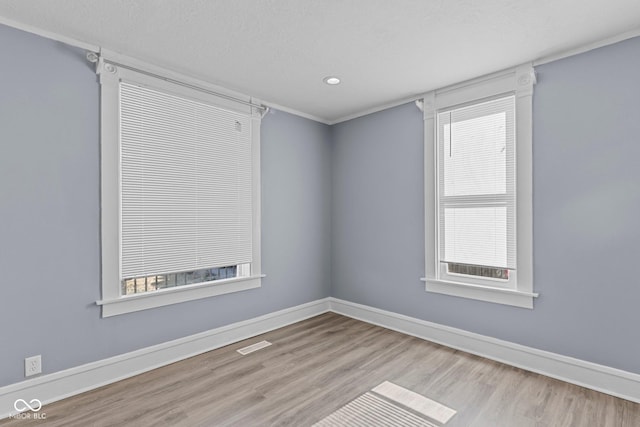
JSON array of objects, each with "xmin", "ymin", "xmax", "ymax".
[
  {"xmin": 262, "ymin": 101, "xmax": 331, "ymax": 125},
  {"xmin": 533, "ymin": 26, "xmax": 640, "ymax": 66},
  {"xmin": 0, "ymin": 15, "xmax": 98, "ymax": 51},
  {"xmin": 1, "ymin": 15, "xmax": 639, "ymax": 126}
]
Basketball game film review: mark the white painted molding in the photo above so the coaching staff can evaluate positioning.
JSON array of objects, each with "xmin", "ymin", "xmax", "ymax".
[
  {"xmin": 327, "ymin": 93, "xmax": 424, "ymax": 125},
  {"xmin": 421, "ymin": 64, "xmax": 536, "ymax": 309},
  {"xmin": 2, "ymin": 16, "xmax": 640, "ymax": 127},
  {"xmin": 3, "ymin": 296, "xmax": 638, "ymax": 420},
  {"xmin": 0, "ymin": 298, "xmax": 330, "ymax": 420},
  {"xmin": 328, "ymin": 298, "xmax": 640, "ymax": 404},
  {"xmin": 0, "ymin": 15, "xmax": 99, "ymax": 51},
  {"xmin": 0, "ymin": 18, "xmax": 324, "ymax": 127},
  {"xmin": 98, "ymin": 48, "xmax": 260, "ymax": 111},
  {"xmin": 97, "ymin": 276, "xmax": 264, "ymax": 318},
  {"xmin": 97, "ymin": 59, "xmax": 265, "ymax": 317},
  {"xmin": 1, "ymin": 16, "xmax": 640, "ymax": 127},
  {"xmin": 533, "ymin": 26, "xmax": 640, "ymax": 66},
  {"xmin": 262, "ymin": 101, "xmax": 331, "ymax": 125},
  {"xmin": 423, "ymin": 279, "xmax": 538, "ymax": 309},
  {"xmin": 328, "ymin": 28, "xmax": 640, "ymax": 124}
]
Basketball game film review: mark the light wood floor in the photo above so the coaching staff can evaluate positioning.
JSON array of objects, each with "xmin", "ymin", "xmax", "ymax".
[{"xmin": 2, "ymin": 313, "xmax": 639, "ymax": 426}]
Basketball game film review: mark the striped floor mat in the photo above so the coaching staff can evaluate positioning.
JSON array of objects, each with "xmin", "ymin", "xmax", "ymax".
[{"xmin": 313, "ymin": 381, "xmax": 456, "ymax": 426}]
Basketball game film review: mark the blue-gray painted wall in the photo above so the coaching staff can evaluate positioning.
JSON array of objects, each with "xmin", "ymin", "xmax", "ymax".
[
  {"xmin": 0, "ymin": 24, "xmax": 332, "ymax": 387},
  {"xmin": 2, "ymin": 21, "xmax": 639, "ymax": 389},
  {"xmin": 331, "ymin": 36, "xmax": 640, "ymax": 374}
]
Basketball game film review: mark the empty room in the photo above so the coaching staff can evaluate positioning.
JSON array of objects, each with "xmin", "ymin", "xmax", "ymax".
[{"xmin": 1, "ymin": 1, "xmax": 639, "ymax": 426}]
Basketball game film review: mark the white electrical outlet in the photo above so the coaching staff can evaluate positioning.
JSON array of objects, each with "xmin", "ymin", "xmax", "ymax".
[{"xmin": 25, "ymin": 355, "xmax": 42, "ymax": 377}]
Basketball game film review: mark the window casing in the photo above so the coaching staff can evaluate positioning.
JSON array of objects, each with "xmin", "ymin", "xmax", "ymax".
[
  {"xmin": 420, "ymin": 65, "xmax": 537, "ymax": 308},
  {"xmin": 96, "ymin": 52, "xmax": 263, "ymax": 317}
]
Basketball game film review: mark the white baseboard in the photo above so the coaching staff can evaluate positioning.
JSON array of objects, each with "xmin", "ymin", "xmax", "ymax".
[
  {"xmin": 3, "ymin": 296, "xmax": 638, "ymax": 420},
  {"xmin": 0, "ymin": 298, "xmax": 330, "ymax": 419},
  {"xmin": 328, "ymin": 297, "xmax": 640, "ymax": 403}
]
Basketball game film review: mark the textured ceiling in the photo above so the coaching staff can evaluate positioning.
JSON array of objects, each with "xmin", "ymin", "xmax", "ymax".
[{"xmin": 1, "ymin": 0, "xmax": 639, "ymax": 123}]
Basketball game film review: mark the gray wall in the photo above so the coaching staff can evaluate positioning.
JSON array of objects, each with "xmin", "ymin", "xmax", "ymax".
[
  {"xmin": 331, "ymin": 36, "xmax": 640, "ymax": 374},
  {"xmin": 2, "ymin": 19, "xmax": 639, "ymax": 389},
  {"xmin": 0, "ymin": 24, "xmax": 332, "ymax": 387}
]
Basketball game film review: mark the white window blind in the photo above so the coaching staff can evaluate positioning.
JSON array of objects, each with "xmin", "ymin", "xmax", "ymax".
[
  {"xmin": 437, "ymin": 95, "xmax": 516, "ymax": 270},
  {"xmin": 119, "ymin": 82, "xmax": 253, "ymax": 279}
]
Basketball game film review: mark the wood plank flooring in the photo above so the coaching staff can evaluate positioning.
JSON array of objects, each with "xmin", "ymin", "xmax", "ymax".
[{"xmin": 1, "ymin": 313, "xmax": 638, "ymax": 426}]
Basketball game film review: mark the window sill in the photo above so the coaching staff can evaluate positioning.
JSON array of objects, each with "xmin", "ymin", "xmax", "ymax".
[
  {"xmin": 97, "ymin": 274, "xmax": 265, "ymax": 317},
  {"xmin": 420, "ymin": 278, "xmax": 538, "ymax": 309}
]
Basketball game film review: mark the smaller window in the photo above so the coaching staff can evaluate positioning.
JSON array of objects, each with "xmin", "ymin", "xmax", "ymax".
[
  {"xmin": 420, "ymin": 65, "xmax": 537, "ymax": 309},
  {"xmin": 436, "ymin": 95, "xmax": 516, "ymax": 290}
]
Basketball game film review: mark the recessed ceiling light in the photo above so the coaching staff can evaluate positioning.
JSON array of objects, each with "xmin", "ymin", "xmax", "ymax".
[{"xmin": 323, "ymin": 76, "xmax": 341, "ymax": 85}]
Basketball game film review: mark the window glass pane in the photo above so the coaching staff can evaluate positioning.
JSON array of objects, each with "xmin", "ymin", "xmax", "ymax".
[
  {"xmin": 443, "ymin": 111, "xmax": 507, "ymax": 197},
  {"xmin": 437, "ymin": 95, "xmax": 516, "ymax": 271},
  {"xmin": 121, "ymin": 265, "xmax": 239, "ymax": 295},
  {"xmin": 447, "ymin": 263, "xmax": 509, "ymax": 280},
  {"xmin": 443, "ymin": 207, "xmax": 507, "ymax": 268}
]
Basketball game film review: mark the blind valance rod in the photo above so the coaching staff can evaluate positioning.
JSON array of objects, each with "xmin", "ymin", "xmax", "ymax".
[{"xmin": 86, "ymin": 51, "xmax": 268, "ymax": 115}]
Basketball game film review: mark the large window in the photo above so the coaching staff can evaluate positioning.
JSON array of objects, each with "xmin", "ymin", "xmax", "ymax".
[
  {"xmin": 96, "ymin": 53, "xmax": 263, "ymax": 317},
  {"xmin": 421, "ymin": 65, "xmax": 537, "ymax": 308}
]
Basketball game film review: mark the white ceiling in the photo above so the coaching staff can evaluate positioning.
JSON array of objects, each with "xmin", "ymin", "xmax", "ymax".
[{"xmin": 1, "ymin": 1, "xmax": 639, "ymax": 123}]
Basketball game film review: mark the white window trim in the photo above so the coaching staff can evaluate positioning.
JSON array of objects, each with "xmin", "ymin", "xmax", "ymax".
[
  {"xmin": 95, "ymin": 50, "xmax": 263, "ymax": 317},
  {"xmin": 419, "ymin": 64, "xmax": 538, "ymax": 309}
]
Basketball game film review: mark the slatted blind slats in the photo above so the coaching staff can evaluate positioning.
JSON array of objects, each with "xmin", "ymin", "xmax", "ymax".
[
  {"xmin": 437, "ymin": 95, "xmax": 516, "ymax": 270},
  {"xmin": 120, "ymin": 82, "xmax": 252, "ymax": 279}
]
